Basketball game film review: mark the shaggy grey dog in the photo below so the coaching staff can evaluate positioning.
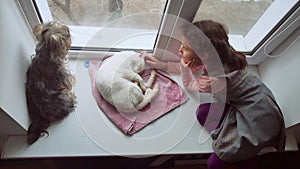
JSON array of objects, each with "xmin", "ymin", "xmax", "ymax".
[{"xmin": 25, "ymin": 21, "xmax": 76, "ymax": 145}]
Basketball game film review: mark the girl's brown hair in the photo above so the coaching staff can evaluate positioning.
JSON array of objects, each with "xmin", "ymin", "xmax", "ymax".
[{"xmin": 188, "ymin": 20, "xmax": 248, "ymax": 73}]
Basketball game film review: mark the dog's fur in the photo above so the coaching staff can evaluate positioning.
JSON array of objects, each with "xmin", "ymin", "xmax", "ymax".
[
  {"xmin": 96, "ymin": 51, "xmax": 159, "ymax": 113},
  {"xmin": 25, "ymin": 21, "xmax": 76, "ymax": 145}
]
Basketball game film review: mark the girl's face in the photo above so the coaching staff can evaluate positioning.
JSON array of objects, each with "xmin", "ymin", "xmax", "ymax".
[{"xmin": 178, "ymin": 43, "xmax": 198, "ymax": 64}]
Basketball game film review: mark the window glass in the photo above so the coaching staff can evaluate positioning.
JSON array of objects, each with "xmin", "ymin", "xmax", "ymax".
[
  {"xmin": 47, "ymin": 0, "xmax": 166, "ymax": 29},
  {"xmin": 193, "ymin": 0, "xmax": 274, "ymax": 36},
  {"xmin": 41, "ymin": 0, "xmax": 167, "ymax": 50}
]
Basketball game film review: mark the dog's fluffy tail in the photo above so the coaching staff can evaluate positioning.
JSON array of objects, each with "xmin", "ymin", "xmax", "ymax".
[{"xmin": 27, "ymin": 120, "xmax": 50, "ymax": 145}]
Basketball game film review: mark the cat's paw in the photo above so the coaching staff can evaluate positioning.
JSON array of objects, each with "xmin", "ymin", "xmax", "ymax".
[
  {"xmin": 145, "ymin": 83, "xmax": 159, "ymax": 99},
  {"xmin": 145, "ymin": 70, "xmax": 157, "ymax": 88}
]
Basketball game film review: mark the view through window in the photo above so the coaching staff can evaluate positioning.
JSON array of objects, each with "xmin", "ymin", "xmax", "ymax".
[
  {"xmin": 47, "ymin": 0, "xmax": 167, "ymax": 29},
  {"xmin": 193, "ymin": 0, "xmax": 274, "ymax": 36},
  {"xmin": 42, "ymin": 0, "xmax": 167, "ymax": 50},
  {"xmin": 36, "ymin": 0, "xmax": 296, "ymax": 56}
]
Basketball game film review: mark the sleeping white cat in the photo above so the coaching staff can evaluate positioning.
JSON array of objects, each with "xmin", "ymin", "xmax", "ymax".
[{"xmin": 96, "ymin": 51, "xmax": 159, "ymax": 113}]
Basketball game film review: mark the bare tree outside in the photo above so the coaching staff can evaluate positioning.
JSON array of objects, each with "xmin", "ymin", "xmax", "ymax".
[
  {"xmin": 50, "ymin": 0, "xmax": 80, "ymax": 24},
  {"xmin": 107, "ymin": 0, "xmax": 123, "ymax": 22}
]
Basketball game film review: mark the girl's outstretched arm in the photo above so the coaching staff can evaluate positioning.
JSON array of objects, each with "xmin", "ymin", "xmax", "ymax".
[{"xmin": 142, "ymin": 52, "xmax": 181, "ymax": 73}]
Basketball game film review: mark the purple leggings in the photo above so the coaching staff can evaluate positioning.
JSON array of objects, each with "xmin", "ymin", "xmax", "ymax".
[
  {"xmin": 196, "ymin": 102, "xmax": 229, "ymax": 133},
  {"xmin": 207, "ymin": 153, "xmax": 260, "ymax": 169},
  {"xmin": 196, "ymin": 103, "xmax": 260, "ymax": 169}
]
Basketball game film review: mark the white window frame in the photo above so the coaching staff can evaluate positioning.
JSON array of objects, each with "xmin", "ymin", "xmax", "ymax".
[{"xmin": 18, "ymin": 0, "xmax": 299, "ymax": 65}]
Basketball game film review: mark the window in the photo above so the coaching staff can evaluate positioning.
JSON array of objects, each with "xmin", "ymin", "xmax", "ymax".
[
  {"xmin": 157, "ymin": 0, "xmax": 299, "ymax": 64},
  {"xmin": 21, "ymin": 0, "xmax": 299, "ymax": 64},
  {"xmin": 34, "ymin": 0, "xmax": 167, "ymax": 52},
  {"xmin": 192, "ymin": 0, "xmax": 299, "ymax": 55},
  {"xmin": 194, "ymin": 0, "xmax": 274, "ymax": 37}
]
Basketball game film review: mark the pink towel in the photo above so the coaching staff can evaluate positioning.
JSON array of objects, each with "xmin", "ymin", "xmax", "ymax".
[{"xmin": 88, "ymin": 60, "xmax": 189, "ymax": 135}]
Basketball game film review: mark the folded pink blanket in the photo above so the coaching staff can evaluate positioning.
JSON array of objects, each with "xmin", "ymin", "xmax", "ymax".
[{"xmin": 88, "ymin": 60, "xmax": 189, "ymax": 135}]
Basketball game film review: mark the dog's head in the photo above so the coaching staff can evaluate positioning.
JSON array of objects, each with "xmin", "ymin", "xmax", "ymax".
[{"xmin": 33, "ymin": 21, "xmax": 71, "ymax": 56}]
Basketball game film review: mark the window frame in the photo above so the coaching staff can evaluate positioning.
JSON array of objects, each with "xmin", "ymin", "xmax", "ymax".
[
  {"xmin": 160, "ymin": 0, "xmax": 299, "ymax": 65},
  {"xmin": 34, "ymin": 0, "xmax": 168, "ymax": 54},
  {"xmin": 18, "ymin": 0, "xmax": 299, "ymax": 65}
]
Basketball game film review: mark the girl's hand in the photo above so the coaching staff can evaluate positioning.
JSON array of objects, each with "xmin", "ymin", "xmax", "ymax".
[
  {"xmin": 180, "ymin": 58, "xmax": 202, "ymax": 69},
  {"xmin": 180, "ymin": 58, "xmax": 189, "ymax": 68},
  {"xmin": 139, "ymin": 51, "xmax": 148, "ymax": 58},
  {"xmin": 188, "ymin": 58, "xmax": 203, "ymax": 69},
  {"xmin": 143, "ymin": 52, "xmax": 167, "ymax": 70}
]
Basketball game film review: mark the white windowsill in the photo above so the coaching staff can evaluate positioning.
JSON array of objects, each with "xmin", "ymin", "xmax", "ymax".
[
  {"xmin": 2, "ymin": 59, "xmax": 298, "ymax": 159},
  {"xmin": 2, "ymin": 59, "xmax": 214, "ymax": 158}
]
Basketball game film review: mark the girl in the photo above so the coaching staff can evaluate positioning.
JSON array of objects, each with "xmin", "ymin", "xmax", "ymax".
[{"xmin": 145, "ymin": 20, "xmax": 286, "ymax": 169}]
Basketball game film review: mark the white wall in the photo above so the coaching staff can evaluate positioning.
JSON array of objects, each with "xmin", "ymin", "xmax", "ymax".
[
  {"xmin": 0, "ymin": 1, "xmax": 35, "ymax": 133},
  {"xmin": 259, "ymin": 37, "xmax": 300, "ymax": 128}
]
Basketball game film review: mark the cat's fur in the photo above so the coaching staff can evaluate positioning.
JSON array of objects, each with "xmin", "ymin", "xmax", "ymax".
[{"xmin": 96, "ymin": 51, "xmax": 159, "ymax": 113}]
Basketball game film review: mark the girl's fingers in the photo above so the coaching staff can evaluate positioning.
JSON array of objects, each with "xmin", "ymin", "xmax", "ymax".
[
  {"xmin": 180, "ymin": 59, "xmax": 189, "ymax": 67},
  {"xmin": 199, "ymin": 75, "xmax": 210, "ymax": 80},
  {"xmin": 139, "ymin": 51, "xmax": 148, "ymax": 58},
  {"xmin": 145, "ymin": 60, "xmax": 154, "ymax": 65},
  {"xmin": 144, "ymin": 55, "xmax": 156, "ymax": 61},
  {"xmin": 189, "ymin": 58, "xmax": 202, "ymax": 67}
]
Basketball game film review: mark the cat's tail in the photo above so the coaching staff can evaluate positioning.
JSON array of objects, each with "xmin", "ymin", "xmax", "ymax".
[{"xmin": 27, "ymin": 120, "xmax": 50, "ymax": 145}]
